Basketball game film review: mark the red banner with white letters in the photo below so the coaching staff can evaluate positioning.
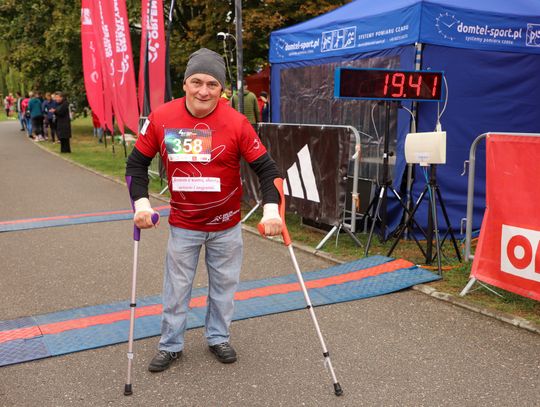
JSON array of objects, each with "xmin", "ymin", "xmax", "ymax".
[
  {"xmin": 138, "ymin": 0, "xmax": 166, "ymax": 113},
  {"xmin": 92, "ymin": 0, "xmax": 139, "ymax": 135},
  {"xmin": 471, "ymin": 133, "xmax": 540, "ymax": 301},
  {"xmin": 81, "ymin": 0, "xmax": 105, "ymax": 128},
  {"xmin": 109, "ymin": 0, "xmax": 139, "ymax": 134},
  {"xmin": 91, "ymin": 0, "xmax": 117, "ymax": 133}
]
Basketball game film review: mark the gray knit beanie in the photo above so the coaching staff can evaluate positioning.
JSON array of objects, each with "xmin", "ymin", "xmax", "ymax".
[{"xmin": 184, "ymin": 48, "xmax": 226, "ymax": 89}]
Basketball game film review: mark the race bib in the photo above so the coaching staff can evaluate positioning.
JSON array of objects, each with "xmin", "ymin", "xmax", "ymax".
[
  {"xmin": 164, "ymin": 128, "xmax": 212, "ymax": 162},
  {"xmin": 171, "ymin": 177, "xmax": 221, "ymax": 192}
]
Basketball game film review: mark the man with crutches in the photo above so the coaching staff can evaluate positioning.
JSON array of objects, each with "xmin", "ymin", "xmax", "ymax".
[{"xmin": 125, "ymin": 48, "xmax": 282, "ymax": 373}]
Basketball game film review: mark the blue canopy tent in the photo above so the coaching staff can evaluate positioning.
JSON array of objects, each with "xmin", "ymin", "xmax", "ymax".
[{"xmin": 269, "ymin": 0, "xmax": 540, "ymax": 238}]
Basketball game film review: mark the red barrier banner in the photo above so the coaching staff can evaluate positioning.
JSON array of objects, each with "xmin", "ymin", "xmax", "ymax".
[
  {"xmin": 138, "ymin": 0, "xmax": 166, "ymax": 113},
  {"xmin": 81, "ymin": 0, "xmax": 105, "ymax": 128},
  {"xmin": 471, "ymin": 134, "xmax": 540, "ymax": 301}
]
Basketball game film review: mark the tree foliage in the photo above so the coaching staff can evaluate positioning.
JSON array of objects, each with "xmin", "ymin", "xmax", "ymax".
[
  {"xmin": 168, "ymin": 0, "xmax": 348, "ymax": 89},
  {"xmin": 0, "ymin": 0, "xmax": 84, "ymax": 105},
  {"xmin": 0, "ymin": 0, "xmax": 349, "ymax": 107}
]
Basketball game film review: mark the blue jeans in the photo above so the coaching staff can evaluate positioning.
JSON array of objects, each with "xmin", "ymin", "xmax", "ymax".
[
  {"xmin": 159, "ymin": 223, "xmax": 243, "ymax": 352},
  {"xmin": 25, "ymin": 116, "xmax": 32, "ymax": 136},
  {"xmin": 18, "ymin": 112, "xmax": 25, "ymax": 130},
  {"xmin": 93, "ymin": 127, "xmax": 103, "ymax": 141}
]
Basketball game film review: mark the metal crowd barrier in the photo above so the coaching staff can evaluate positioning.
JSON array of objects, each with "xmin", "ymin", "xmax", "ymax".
[{"xmin": 242, "ymin": 123, "xmax": 365, "ymax": 250}]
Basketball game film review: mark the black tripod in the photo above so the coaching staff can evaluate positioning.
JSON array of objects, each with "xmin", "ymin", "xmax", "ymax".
[
  {"xmin": 387, "ymin": 164, "xmax": 461, "ymax": 274},
  {"xmin": 363, "ymin": 102, "xmax": 427, "ymax": 256}
]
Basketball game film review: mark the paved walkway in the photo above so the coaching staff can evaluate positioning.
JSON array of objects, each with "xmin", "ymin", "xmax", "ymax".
[{"xmin": 0, "ymin": 121, "xmax": 538, "ymax": 406}]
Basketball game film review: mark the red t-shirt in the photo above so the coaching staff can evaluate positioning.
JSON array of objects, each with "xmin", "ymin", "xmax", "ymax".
[{"xmin": 135, "ymin": 97, "xmax": 267, "ymax": 232}]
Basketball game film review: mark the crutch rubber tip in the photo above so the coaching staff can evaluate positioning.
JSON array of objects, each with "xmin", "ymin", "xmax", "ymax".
[
  {"xmin": 334, "ymin": 382, "xmax": 343, "ymax": 396},
  {"xmin": 124, "ymin": 384, "xmax": 133, "ymax": 396}
]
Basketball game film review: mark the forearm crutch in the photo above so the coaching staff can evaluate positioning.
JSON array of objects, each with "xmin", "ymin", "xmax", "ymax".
[
  {"xmin": 258, "ymin": 178, "xmax": 343, "ymax": 396},
  {"xmin": 124, "ymin": 176, "xmax": 159, "ymax": 396}
]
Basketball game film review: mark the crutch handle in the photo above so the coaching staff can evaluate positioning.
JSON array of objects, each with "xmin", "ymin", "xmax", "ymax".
[
  {"xmin": 150, "ymin": 212, "xmax": 160, "ymax": 224},
  {"xmin": 126, "ymin": 176, "xmax": 159, "ymax": 241},
  {"xmin": 256, "ymin": 223, "xmax": 265, "ymax": 236},
  {"xmin": 257, "ymin": 178, "xmax": 292, "ymax": 246}
]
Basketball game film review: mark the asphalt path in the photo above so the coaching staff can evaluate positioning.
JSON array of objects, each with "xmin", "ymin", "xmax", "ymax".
[{"xmin": 0, "ymin": 120, "xmax": 538, "ymax": 407}]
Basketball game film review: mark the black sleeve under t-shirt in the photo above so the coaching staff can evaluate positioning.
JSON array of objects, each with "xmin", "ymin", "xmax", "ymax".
[
  {"xmin": 248, "ymin": 153, "xmax": 280, "ymax": 205},
  {"xmin": 125, "ymin": 147, "xmax": 153, "ymax": 201}
]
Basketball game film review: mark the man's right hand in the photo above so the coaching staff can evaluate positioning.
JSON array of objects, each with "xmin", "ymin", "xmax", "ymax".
[{"xmin": 133, "ymin": 198, "xmax": 158, "ymax": 229}]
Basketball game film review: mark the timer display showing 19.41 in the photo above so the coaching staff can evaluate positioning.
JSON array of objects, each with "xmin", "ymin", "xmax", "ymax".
[{"xmin": 334, "ymin": 67, "xmax": 444, "ymax": 102}]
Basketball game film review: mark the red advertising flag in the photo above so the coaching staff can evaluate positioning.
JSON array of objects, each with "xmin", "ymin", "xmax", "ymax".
[
  {"xmin": 471, "ymin": 133, "xmax": 540, "ymax": 301},
  {"xmin": 92, "ymin": 0, "xmax": 139, "ymax": 135},
  {"xmin": 92, "ymin": 0, "xmax": 117, "ymax": 133},
  {"xmin": 139, "ymin": 0, "xmax": 166, "ymax": 113},
  {"xmin": 81, "ymin": 0, "xmax": 105, "ymax": 128},
  {"xmin": 109, "ymin": 0, "xmax": 140, "ymax": 134}
]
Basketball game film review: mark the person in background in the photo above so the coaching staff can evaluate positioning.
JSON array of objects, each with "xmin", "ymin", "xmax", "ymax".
[
  {"xmin": 257, "ymin": 91, "xmax": 269, "ymax": 123},
  {"xmin": 15, "ymin": 92, "xmax": 25, "ymax": 131},
  {"xmin": 21, "ymin": 93, "xmax": 32, "ymax": 137},
  {"xmin": 6, "ymin": 93, "xmax": 14, "ymax": 117},
  {"xmin": 27, "ymin": 91, "xmax": 44, "ymax": 141},
  {"xmin": 49, "ymin": 92, "xmax": 71, "ymax": 153},
  {"xmin": 92, "ymin": 111, "xmax": 103, "ymax": 143},
  {"xmin": 219, "ymin": 86, "xmax": 232, "ymax": 105},
  {"xmin": 42, "ymin": 92, "xmax": 58, "ymax": 143},
  {"xmin": 9, "ymin": 92, "xmax": 16, "ymax": 116},
  {"xmin": 4, "ymin": 93, "xmax": 12, "ymax": 117},
  {"xmin": 231, "ymin": 83, "xmax": 260, "ymax": 129}
]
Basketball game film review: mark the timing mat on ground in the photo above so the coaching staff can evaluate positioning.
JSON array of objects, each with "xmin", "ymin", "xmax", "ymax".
[
  {"xmin": 0, "ymin": 206, "xmax": 171, "ymax": 233},
  {"xmin": 0, "ymin": 255, "xmax": 439, "ymax": 367}
]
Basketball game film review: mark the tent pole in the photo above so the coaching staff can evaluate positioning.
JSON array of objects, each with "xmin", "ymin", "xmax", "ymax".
[
  {"xmin": 404, "ymin": 42, "xmax": 424, "ymax": 239},
  {"xmin": 235, "ymin": 0, "xmax": 244, "ymax": 114},
  {"xmin": 165, "ymin": 0, "xmax": 175, "ymax": 102}
]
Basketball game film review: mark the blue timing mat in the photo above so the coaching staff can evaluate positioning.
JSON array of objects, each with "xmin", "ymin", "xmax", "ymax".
[
  {"xmin": 0, "ymin": 256, "xmax": 439, "ymax": 367},
  {"xmin": 0, "ymin": 206, "xmax": 171, "ymax": 233}
]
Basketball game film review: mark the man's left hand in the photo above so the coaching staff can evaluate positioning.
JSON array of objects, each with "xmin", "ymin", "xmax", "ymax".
[
  {"xmin": 259, "ymin": 203, "xmax": 282, "ymax": 237},
  {"xmin": 260, "ymin": 217, "xmax": 282, "ymax": 236}
]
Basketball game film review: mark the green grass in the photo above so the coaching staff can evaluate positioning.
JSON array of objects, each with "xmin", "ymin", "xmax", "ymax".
[
  {"xmin": 39, "ymin": 116, "xmax": 168, "ymax": 196},
  {"xmin": 0, "ymin": 110, "xmax": 19, "ymax": 122},
  {"xmin": 40, "ymin": 117, "xmax": 539, "ymax": 326}
]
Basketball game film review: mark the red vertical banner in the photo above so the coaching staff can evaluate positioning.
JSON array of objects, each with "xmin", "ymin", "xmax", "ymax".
[
  {"xmin": 139, "ymin": 0, "xmax": 166, "ymax": 113},
  {"xmin": 81, "ymin": 0, "xmax": 105, "ymax": 127},
  {"xmin": 471, "ymin": 133, "xmax": 540, "ymax": 301},
  {"xmin": 109, "ymin": 0, "xmax": 140, "ymax": 134},
  {"xmin": 92, "ymin": 0, "xmax": 139, "ymax": 135},
  {"xmin": 92, "ymin": 0, "xmax": 116, "ymax": 133}
]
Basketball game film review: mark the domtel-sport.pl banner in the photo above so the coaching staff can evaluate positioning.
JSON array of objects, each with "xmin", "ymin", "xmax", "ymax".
[{"xmin": 270, "ymin": 4, "xmax": 540, "ymax": 63}]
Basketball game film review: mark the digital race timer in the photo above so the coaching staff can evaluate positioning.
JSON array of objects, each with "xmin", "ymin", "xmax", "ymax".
[{"xmin": 334, "ymin": 67, "xmax": 444, "ymax": 102}]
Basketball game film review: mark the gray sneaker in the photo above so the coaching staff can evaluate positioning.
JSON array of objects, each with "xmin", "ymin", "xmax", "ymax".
[
  {"xmin": 148, "ymin": 350, "xmax": 181, "ymax": 372},
  {"xmin": 209, "ymin": 342, "xmax": 237, "ymax": 364}
]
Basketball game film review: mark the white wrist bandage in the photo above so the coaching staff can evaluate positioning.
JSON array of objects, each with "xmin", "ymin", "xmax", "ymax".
[
  {"xmin": 134, "ymin": 198, "xmax": 154, "ymax": 215},
  {"xmin": 261, "ymin": 203, "xmax": 281, "ymax": 222}
]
